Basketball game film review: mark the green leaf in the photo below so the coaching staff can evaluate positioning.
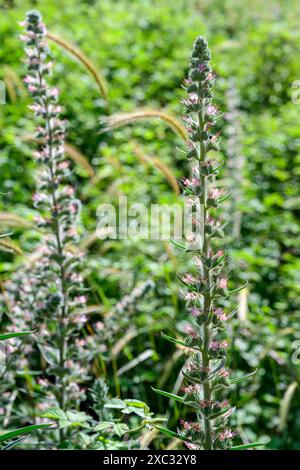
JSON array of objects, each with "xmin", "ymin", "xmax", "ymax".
[
  {"xmin": 0, "ymin": 424, "xmax": 52, "ymax": 443},
  {"xmin": 209, "ymin": 406, "xmax": 236, "ymax": 420},
  {"xmin": 0, "ymin": 331, "xmax": 33, "ymax": 341},
  {"xmin": 113, "ymin": 423, "xmax": 129, "ymax": 437},
  {"xmin": 227, "ymin": 307, "xmax": 237, "ymax": 320},
  {"xmin": 155, "ymin": 426, "xmax": 184, "ymax": 440},
  {"xmin": 64, "ymin": 411, "xmax": 90, "ymax": 428},
  {"xmin": 104, "ymin": 398, "xmax": 127, "ymax": 409},
  {"xmin": 1, "ymin": 436, "xmax": 27, "ymax": 450},
  {"xmin": 121, "ymin": 406, "xmax": 147, "ymax": 418},
  {"xmin": 213, "ymin": 160, "xmax": 225, "ymax": 173},
  {"xmin": 123, "ymin": 399, "xmax": 149, "ymax": 412},
  {"xmin": 161, "ymin": 332, "xmax": 196, "ymax": 349},
  {"xmin": 182, "ymin": 371, "xmax": 203, "ymax": 385},
  {"xmin": 94, "ymin": 422, "xmax": 129, "ymax": 437},
  {"xmin": 41, "ymin": 407, "xmax": 67, "ymax": 421},
  {"xmin": 219, "ymin": 192, "xmax": 231, "ymax": 203},
  {"xmin": 94, "ymin": 421, "xmax": 115, "ymax": 432},
  {"xmin": 231, "ymin": 441, "xmax": 267, "ymax": 450},
  {"xmin": 212, "ymin": 253, "xmax": 227, "ymax": 268},
  {"xmin": 207, "ymin": 358, "xmax": 226, "ymax": 380},
  {"xmin": 229, "ymin": 369, "xmax": 257, "ymax": 385},
  {"xmin": 152, "ymin": 387, "xmax": 185, "ymax": 404},
  {"xmin": 169, "ymin": 238, "xmax": 186, "ymax": 250},
  {"xmin": 155, "ymin": 426, "xmax": 193, "ymax": 444},
  {"xmin": 227, "ymin": 283, "xmax": 248, "ymax": 296}
]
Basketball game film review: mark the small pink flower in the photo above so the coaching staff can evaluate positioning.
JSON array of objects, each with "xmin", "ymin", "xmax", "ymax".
[
  {"xmin": 219, "ymin": 400, "xmax": 229, "ymax": 409},
  {"xmin": 182, "ymin": 115, "xmax": 194, "ymax": 125},
  {"xmin": 207, "ymin": 72, "xmax": 216, "ymax": 81},
  {"xmin": 49, "ymin": 87, "xmax": 59, "ymax": 99},
  {"xmin": 58, "ymin": 161, "xmax": 70, "ymax": 170},
  {"xmin": 33, "ymin": 192, "xmax": 45, "ymax": 204},
  {"xmin": 23, "ymin": 75, "xmax": 36, "ymax": 84},
  {"xmin": 63, "ymin": 186, "xmax": 75, "ymax": 197},
  {"xmin": 183, "ymin": 178, "xmax": 193, "ymax": 187},
  {"xmin": 210, "ymin": 341, "xmax": 220, "ymax": 351},
  {"xmin": 37, "ymin": 378, "xmax": 49, "ymax": 387},
  {"xmin": 185, "ymin": 362, "xmax": 198, "ymax": 372},
  {"xmin": 19, "ymin": 34, "xmax": 30, "ymax": 42},
  {"xmin": 218, "ymin": 278, "xmax": 228, "ymax": 290},
  {"xmin": 184, "ymin": 442, "xmax": 199, "ymax": 450},
  {"xmin": 70, "ymin": 202, "xmax": 79, "ymax": 214},
  {"xmin": 207, "ymin": 104, "xmax": 218, "ymax": 116},
  {"xmin": 187, "ymin": 140, "xmax": 196, "ymax": 150},
  {"xmin": 214, "ymin": 307, "xmax": 227, "ymax": 321},
  {"xmin": 199, "ymin": 399, "xmax": 213, "ymax": 409},
  {"xmin": 208, "ymin": 188, "xmax": 223, "ymax": 200},
  {"xmin": 184, "ymin": 325, "xmax": 198, "ymax": 339},
  {"xmin": 190, "ymin": 307, "xmax": 201, "ymax": 317},
  {"xmin": 219, "ymin": 429, "xmax": 237, "ymax": 441},
  {"xmin": 181, "ymin": 384, "xmax": 199, "ymax": 394},
  {"xmin": 181, "ymin": 291, "xmax": 199, "ymax": 302},
  {"xmin": 95, "ymin": 321, "xmax": 104, "ymax": 330},
  {"xmin": 182, "ymin": 274, "xmax": 197, "ymax": 284},
  {"xmin": 184, "ymin": 78, "xmax": 193, "ymax": 86},
  {"xmin": 219, "ymin": 369, "xmax": 230, "ymax": 378},
  {"xmin": 28, "ymin": 85, "xmax": 38, "ymax": 93},
  {"xmin": 188, "ymin": 92, "xmax": 198, "ymax": 104},
  {"xmin": 180, "ymin": 419, "xmax": 192, "ymax": 430},
  {"xmin": 74, "ymin": 295, "xmax": 87, "ymax": 304},
  {"xmin": 77, "ymin": 314, "xmax": 87, "ymax": 324}
]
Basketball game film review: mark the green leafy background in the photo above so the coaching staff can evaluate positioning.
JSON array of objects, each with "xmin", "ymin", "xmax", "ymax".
[{"xmin": 1, "ymin": 0, "xmax": 300, "ymax": 449}]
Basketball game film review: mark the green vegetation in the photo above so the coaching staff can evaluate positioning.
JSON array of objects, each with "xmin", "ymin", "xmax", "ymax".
[{"xmin": 1, "ymin": 0, "xmax": 300, "ymax": 450}]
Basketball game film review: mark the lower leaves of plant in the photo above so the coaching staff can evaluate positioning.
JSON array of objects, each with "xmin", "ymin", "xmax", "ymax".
[{"xmin": 39, "ymin": 379, "xmax": 164, "ymax": 449}]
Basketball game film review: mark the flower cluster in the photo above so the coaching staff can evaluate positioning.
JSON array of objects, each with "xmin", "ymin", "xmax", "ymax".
[
  {"xmin": 159, "ymin": 37, "xmax": 238, "ymax": 450},
  {"xmin": 2, "ymin": 11, "xmax": 102, "ymax": 444}
]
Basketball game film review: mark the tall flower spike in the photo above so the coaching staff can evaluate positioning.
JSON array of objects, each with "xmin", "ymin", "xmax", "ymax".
[
  {"xmin": 154, "ymin": 36, "xmax": 242, "ymax": 450},
  {"xmin": 15, "ymin": 10, "xmax": 98, "ymax": 445}
]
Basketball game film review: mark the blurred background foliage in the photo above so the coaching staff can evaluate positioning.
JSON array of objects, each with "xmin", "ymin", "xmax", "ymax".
[{"xmin": 1, "ymin": 0, "xmax": 300, "ymax": 449}]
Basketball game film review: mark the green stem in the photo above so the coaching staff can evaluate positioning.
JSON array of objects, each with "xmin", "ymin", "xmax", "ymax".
[
  {"xmin": 198, "ymin": 100, "xmax": 213, "ymax": 450},
  {"xmin": 36, "ymin": 58, "xmax": 67, "ymax": 446}
]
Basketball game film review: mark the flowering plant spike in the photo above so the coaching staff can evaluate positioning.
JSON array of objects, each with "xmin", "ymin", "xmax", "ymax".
[
  {"xmin": 16, "ymin": 10, "xmax": 96, "ymax": 444},
  {"xmin": 154, "ymin": 36, "xmax": 242, "ymax": 450}
]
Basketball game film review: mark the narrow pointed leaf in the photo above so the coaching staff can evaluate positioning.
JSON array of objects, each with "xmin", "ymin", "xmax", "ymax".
[
  {"xmin": 231, "ymin": 441, "xmax": 267, "ymax": 450},
  {"xmin": 161, "ymin": 332, "xmax": 197, "ymax": 349},
  {"xmin": 0, "ymin": 424, "xmax": 52, "ymax": 443},
  {"xmin": 227, "ymin": 283, "xmax": 248, "ymax": 296},
  {"xmin": 229, "ymin": 369, "xmax": 257, "ymax": 385},
  {"xmin": 207, "ymin": 358, "xmax": 226, "ymax": 380},
  {"xmin": 0, "ymin": 331, "xmax": 33, "ymax": 341},
  {"xmin": 169, "ymin": 238, "xmax": 186, "ymax": 250},
  {"xmin": 182, "ymin": 371, "xmax": 202, "ymax": 385},
  {"xmin": 151, "ymin": 387, "xmax": 185, "ymax": 404},
  {"xmin": 219, "ymin": 192, "xmax": 231, "ymax": 203},
  {"xmin": 155, "ymin": 426, "xmax": 193, "ymax": 443},
  {"xmin": 209, "ymin": 406, "xmax": 236, "ymax": 420},
  {"xmin": 1, "ymin": 436, "xmax": 27, "ymax": 450},
  {"xmin": 212, "ymin": 253, "xmax": 227, "ymax": 268}
]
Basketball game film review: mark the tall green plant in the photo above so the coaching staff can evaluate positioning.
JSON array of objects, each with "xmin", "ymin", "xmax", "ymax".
[
  {"xmin": 153, "ymin": 36, "xmax": 261, "ymax": 450},
  {"xmin": 16, "ymin": 11, "xmax": 99, "ymax": 446}
]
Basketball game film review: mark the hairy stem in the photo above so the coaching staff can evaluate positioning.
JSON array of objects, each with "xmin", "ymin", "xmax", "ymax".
[
  {"xmin": 198, "ymin": 101, "xmax": 213, "ymax": 450},
  {"xmin": 37, "ymin": 55, "xmax": 67, "ymax": 445}
]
